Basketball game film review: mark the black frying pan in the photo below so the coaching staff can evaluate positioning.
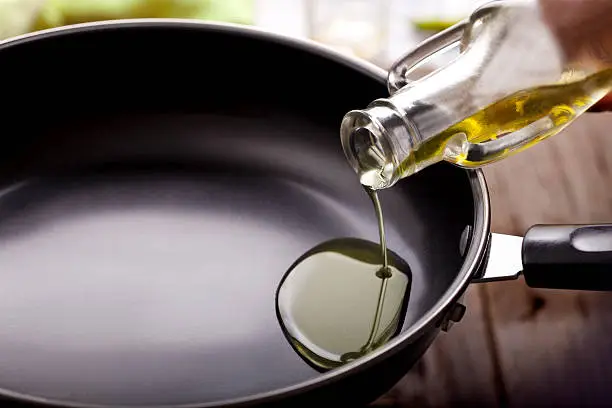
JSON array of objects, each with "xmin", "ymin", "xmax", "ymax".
[{"xmin": 0, "ymin": 20, "xmax": 611, "ymax": 408}]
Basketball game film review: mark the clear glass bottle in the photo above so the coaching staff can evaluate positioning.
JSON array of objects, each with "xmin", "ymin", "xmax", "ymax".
[{"xmin": 341, "ymin": 0, "xmax": 612, "ymax": 189}]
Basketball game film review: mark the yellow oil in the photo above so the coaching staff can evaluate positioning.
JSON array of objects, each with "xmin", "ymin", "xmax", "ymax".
[
  {"xmin": 275, "ymin": 188, "xmax": 411, "ymax": 372},
  {"xmin": 398, "ymin": 68, "xmax": 612, "ymax": 177},
  {"xmin": 275, "ymin": 238, "xmax": 411, "ymax": 372}
]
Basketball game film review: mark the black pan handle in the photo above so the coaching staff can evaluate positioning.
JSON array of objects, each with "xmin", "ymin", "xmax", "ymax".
[{"xmin": 522, "ymin": 224, "xmax": 612, "ymax": 291}]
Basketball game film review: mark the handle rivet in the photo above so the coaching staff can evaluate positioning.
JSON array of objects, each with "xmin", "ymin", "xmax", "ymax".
[{"xmin": 441, "ymin": 303, "xmax": 467, "ymax": 332}]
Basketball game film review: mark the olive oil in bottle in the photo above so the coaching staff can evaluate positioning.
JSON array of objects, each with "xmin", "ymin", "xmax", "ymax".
[
  {"xmin": 402, "ymin": 69, "xmax": 612, "ymax": 177},
  {"xmin": 344, "ymin": 68, "xmax": 612, "ymax": 190},
  {"xmin": 275, "ymin": 188, "xmax": 411, "ymax": 371},
  {"xmin": 341, "ymin": 0, "xmax": 612, "ymax": 190}
]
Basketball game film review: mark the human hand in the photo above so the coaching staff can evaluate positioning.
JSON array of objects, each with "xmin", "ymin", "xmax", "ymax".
[{"xmin": 539, "ymin": 0, "xmax": 612, "ymax": 112}]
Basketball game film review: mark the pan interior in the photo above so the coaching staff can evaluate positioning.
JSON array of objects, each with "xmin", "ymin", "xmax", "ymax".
[{"xmin": 0, "ymin": 24, "xmax": 476, "ymax": 406}]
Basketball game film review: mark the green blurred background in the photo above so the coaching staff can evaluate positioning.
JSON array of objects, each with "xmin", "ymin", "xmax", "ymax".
[
  {"xmin": 0, "ymin": 0, "xmax": 476, "ymax": 71},
  {"xmin": 0, "ymin": 0, "xmax": 253, "ymax": 40}
]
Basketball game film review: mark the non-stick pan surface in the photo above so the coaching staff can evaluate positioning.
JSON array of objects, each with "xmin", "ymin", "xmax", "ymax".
[{"xmin": 0, "ymin": 21, "xmax": 486, "ymax": 407}]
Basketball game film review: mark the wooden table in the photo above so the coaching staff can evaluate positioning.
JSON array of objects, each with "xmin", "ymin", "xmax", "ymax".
[{"xmin": 374, "ymin": 113, "xmax": 612, "ymax": 407}]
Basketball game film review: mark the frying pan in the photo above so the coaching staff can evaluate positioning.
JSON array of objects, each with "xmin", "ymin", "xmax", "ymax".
[{"xmin": 0, "ymin": 19, "xmax": 612, "ymax": 408}]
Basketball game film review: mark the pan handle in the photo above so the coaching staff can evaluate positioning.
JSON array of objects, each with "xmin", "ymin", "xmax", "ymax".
[
  {"xmin": 522, "ymin": 224, "xmax": 612, "ymax": 291},
  {"xmin": 475, "ymin": 225, "xmax": 612, "ymax": 291}
]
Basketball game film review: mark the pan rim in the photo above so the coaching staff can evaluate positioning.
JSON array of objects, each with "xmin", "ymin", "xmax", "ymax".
[{"xmin": 0, "ymin": 19, "xmax": 491, "ymax": 408}]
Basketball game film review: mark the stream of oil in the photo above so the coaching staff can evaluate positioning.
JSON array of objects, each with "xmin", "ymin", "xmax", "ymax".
[{"xmin": 275, "ymin": 187, "xmax": 412, "ymax": 372}]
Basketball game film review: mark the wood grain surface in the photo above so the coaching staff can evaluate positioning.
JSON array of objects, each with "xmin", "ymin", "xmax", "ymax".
[{"xmin": 374, "ymin": 113, "xmax": 612, "ymax": 407}]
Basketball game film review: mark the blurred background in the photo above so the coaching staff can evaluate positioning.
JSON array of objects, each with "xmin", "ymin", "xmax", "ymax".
[
  {"xmin": 3, "ymin": 1, "xmax": 612, "ymax": 407},
  {"xmin": 0, "ymin": 0, "xmax": 485, "ymax": 68}
]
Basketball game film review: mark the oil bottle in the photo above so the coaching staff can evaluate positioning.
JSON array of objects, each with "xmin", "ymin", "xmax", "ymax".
[{"xmin": 341, "ymin": 0, "xmax": 612, "ymax": 190}]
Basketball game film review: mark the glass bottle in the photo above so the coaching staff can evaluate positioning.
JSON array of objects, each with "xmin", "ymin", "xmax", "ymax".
[{"xmin": 340, "ymin": 0, "xmax": 612, "ymax": 189}]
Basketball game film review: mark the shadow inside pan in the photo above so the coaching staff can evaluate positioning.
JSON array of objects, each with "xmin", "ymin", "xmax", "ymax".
[{"xmin": 0, "ymin": 24, "xmax": 476, "ymax": 406}]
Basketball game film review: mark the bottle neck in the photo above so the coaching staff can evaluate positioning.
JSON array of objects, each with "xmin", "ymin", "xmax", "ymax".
[{"xmin": 340, "ymin": 95, "xmax": 454, "ymax": 189}]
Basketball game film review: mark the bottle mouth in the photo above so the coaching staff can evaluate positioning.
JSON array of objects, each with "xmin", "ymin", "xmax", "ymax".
[{"xmin": 340, "ymin": 110, "xmax": 399, "ymax": 190}]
